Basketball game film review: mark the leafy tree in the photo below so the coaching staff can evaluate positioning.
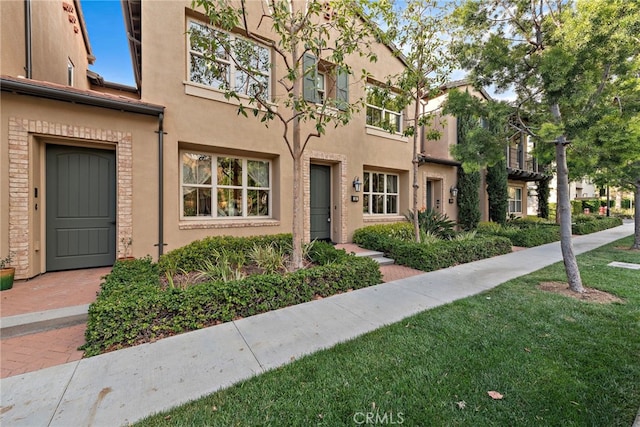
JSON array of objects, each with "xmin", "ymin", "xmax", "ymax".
[
  {"xmin": 457, "ymin": 167, "xmax": 481, "ymax": 230},
  {"xmin": 441, "ymin": 89, "xmax": 511, "ymax": 226},
  {"xmin": 190, "ymin": 0, "xmax": 380, "ymax": 269},
  {"xmin": 450, "ymin": 0, "xmax": 640, "ymax": 292},
  {"xmin": 486, "ymin": 160, "xmax": 508, "ymax": 224},
  {"xmin": 537, "ymin": 176, "xmax": 551, "ymax": 219},
  {"xmin": 577, "ymin": 58, "xmax": 640, "ymax": 248},
  {"xmin": 374, "ymin": 0, "xmax": 452, "ymax": 242}
]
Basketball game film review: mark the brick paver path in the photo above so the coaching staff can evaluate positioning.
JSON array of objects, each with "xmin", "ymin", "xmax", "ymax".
[
  {"xmin": 1, "ymin": 267, "xmax": 108, "ymax": 378},
  {"xmin": 0, "ymin": 267, "xmax": 110, "ymax": 317},
  {"xmin": 1, "ymin": 324, "xmax": 86, "ymax": 378}
]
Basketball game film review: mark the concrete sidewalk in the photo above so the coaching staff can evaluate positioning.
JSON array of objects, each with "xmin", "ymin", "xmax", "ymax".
[{"xmin": 0, "ymin": 222, "xmax": 635, "ymax": 427}]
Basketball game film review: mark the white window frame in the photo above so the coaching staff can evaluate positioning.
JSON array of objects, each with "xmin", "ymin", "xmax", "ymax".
[
  {"xmin": 363, "ymin": 171, "xmax": 399, "ymax": 215},
  {"xmin": 508, "ymin": 186, "xmax": 522, "ymax": 214},
  {"xmin": 365, "ymin": 85, "xmax": 402, "ymax": 134},
  {"xmin": 180, "ymin": 151, "xmax": 272, "ymax": 220},
  {"xmin": 316, "ymin": 71, "xmax": 326, "ymax": 104},
  {"xmin": 187, "ymin": 20, "xmax": 271, "ymax": 99}
]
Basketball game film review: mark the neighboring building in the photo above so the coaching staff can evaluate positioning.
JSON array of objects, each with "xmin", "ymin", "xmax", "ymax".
[
  {"xmin": 420, "ymin": 80, "xmax": 549, "ymax": 221},
  {"xmin": 548, "ymin": 176, "xmax": 599, "ymax": 204},
  {"xmin": 1, "ymin": 0, "xmax": 413, "ymax": 279}
]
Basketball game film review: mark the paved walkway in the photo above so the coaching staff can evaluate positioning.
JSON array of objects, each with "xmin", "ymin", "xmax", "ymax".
[
  {"xmin": 0, "ymin": 261, "xmax": 418, "ymax": 379},
  {"xmin": 0, "ymin": 223, "xmax": 635, "ymax": 427},
  {"xmin": 0, "ymin": 267, "xmax": 109, "ymax": 378}
]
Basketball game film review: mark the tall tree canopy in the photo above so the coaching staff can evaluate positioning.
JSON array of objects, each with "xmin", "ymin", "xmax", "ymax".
[
  {"xmin": 374, "ymin": 0, "xmax": 452, "ymax": 241},
  {"xmin": 450, "ymin": 0, "xmax": 640, "ymax": 292}
]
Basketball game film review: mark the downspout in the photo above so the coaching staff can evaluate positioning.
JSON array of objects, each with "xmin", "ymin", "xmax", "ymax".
[
  {"xmin": 156, "ymin": 113, "xmax": 166, "ymax": 257},
  {"xmin": 25, "ymin": 0, "xmax": 32, "ymax": 78}
]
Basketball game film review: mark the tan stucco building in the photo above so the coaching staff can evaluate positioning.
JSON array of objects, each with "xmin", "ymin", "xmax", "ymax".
[{"xmin": 2, "ymin": 0, "xmax": 415, "ymax": 279}]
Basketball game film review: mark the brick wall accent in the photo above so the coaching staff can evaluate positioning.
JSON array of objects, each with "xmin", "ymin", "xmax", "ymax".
[
  {"xmin": 7, "ymin": 117, "xmax": 133, "ymax": 278},
  {"xmin": 303, "ymin": 151, "xmax": 347, "ymax": 243}
]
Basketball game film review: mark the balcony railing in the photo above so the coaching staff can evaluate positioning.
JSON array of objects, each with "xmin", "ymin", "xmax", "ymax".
[{"xmin": 506, "ymin": 146, "xmax": 545, "ymax": 173}]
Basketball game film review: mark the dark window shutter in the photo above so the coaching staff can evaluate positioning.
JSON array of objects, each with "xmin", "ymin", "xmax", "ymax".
[
  {"xmin": 303, "ymin": 53, "xmax": 317, "ymax": 103},
  {"xmin": 336, "ymin": 67, "xmax": 349, "ymax": 110}
]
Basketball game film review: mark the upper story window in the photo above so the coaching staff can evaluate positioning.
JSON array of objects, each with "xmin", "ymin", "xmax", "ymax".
[
  {"xmin": 67, "ymin": 58, "xmax": 74, "ymax": 86},
  {"xmin": 181, "ymin": 151, "xmax": 271, "ymax": 219},
  {"xmin": 363, "ymin": 171, "xmax": 399, "ymax": 215},
  {"xmin": 366, "ymin": 85, "xmax": 402, "ymax": 133},
  {"xmin": 508, "ymin": 186, "xmax": 522, "ymax": 214},
  {"xmin": 188, "ymin": 21, "xmax": 271, "ymax": 98},
  {"xmin": 302, "ymin": 53, "xmax": 348, "ymax": 110}
]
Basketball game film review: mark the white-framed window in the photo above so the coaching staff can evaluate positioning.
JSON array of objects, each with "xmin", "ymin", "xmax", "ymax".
[
  {"xmin": 508, "ymin": 186, "xmax": 522, "ymax": 214},
  {"xmin": 363, "ymin": 171, "xmax": 399, "ymax": 215},
  {"xmin": 366, "ymin": 85, "xmax": 402, "ymax": 133},
  {"xmin": 316, "ymin": 72, "xmax": 326, "ymax": 104},
  {"xmin": 187, "ymin": 20, "xmax": 271, "ymax": 98},
  {"xmin": 302, "ymin": 53, "xmax": 349, "ymax": 110},
  {"xmin": 67, "ymin": 58, "xmax": 74, "ymax": 86},
  {"xmin": 181, "ymin": 151, "xmax": 271, "ymax": 219}
]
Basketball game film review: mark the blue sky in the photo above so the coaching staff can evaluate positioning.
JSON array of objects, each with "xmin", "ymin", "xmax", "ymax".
[{"xmin": 81, "ymin": 0, "xmax": 135, "ymax": 86}]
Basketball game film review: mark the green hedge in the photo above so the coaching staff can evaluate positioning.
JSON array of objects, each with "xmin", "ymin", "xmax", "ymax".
[
  {"xmin": 572, "ymin": 217, "xmax": 622, "ymax": 235},
  {"xmin": 387, "ymin": 236, "xmax": 512, "ymax": 272},
  {"xmin": 83, "ymin": 243, "xmax": 381, "ymax": 357},
  {"xmin": 352, "ymin": 223, "xmax": 414, "ymax": 251},
  {"xmin": 353, "ymin": 224, "xmax": 512, "ymax": 271}
]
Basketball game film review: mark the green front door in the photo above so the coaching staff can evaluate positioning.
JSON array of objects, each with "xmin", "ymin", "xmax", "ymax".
[
  {"xmin": 310, "ymin": 164, "xmax": 331, "ymax": 241},
  {"xmin": 46, "ymin": 145, "xmax": 116, "ymax": 271}
]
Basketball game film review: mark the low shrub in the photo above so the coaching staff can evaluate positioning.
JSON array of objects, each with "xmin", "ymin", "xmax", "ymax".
[
  {"xmin": 353, "ymin": 224, "xmax": 512, "ymax": 271},
  {"xmin": 388, "ymin": 236, "xmax": 512, "ymax": 272},
  {"xmin": 572, "ymin": 216, "xmax": 622, "ymax": 235},
  {"xmin": 158, "ymin": 234, "xmax": 292, "ymax": 273},
  {"xmin": 479, "ymin": 221, "xmax": 560, "ymax": 247},
  {"xmin": 83, "ymin": 242, "xmax": 381, "ymax": 357},
  {"xmin": 352, "ymin": 223, "xmax": 413, "ymax": 251},
  {"xmin": 405, "ymin": 209, "xmax": 456, "ymax": 239}
]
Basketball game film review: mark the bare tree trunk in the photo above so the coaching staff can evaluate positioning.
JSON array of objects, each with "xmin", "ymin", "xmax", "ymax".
[
  {"xmin": 551, "ymin": 103, "xmax": 584, "ymax": 292},
  {"xmin": 291, "ymin": 152, "xmax": 305, "ymax": 270},
  {"xmin": 555, "ymin": 135, "xmax": 584, "ymax": 293},
  {"xmin": 290, "ymin": 28, "xmax": 304, "ymax": 271},
  {"xmin": 633, "ymin": 178, "xmax": 640, "ymax": 250},
  {"xmin": 412, "ymin": 101, "xmax": 421, "ymax": 243}
]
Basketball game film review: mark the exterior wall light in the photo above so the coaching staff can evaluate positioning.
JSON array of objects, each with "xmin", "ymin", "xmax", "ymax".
[
  {"xmin": 450, "ymin": 186, "xmax": 459, "ymax": 198},
  {"xmin": 353, "ymin": 176, "xmax": 362, "ymax": 192}
]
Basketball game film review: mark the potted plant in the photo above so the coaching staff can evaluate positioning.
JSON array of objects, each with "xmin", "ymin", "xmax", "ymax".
[
  {"xmin": 118, "ymin": 237, "xmax": 135, "ymax": 261},
  {"xmin": 1, "ymin": 253, "xmax": 15, "ymax": 291}
]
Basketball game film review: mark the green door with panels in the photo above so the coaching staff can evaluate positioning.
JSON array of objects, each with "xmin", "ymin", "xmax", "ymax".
[
  {"xmin": 310, "ymin": 164, "xmax": 331, "ymax": 241},
  {"xmin": 46, "ymin": 145, "xmax": 116, "ymax": 271}
]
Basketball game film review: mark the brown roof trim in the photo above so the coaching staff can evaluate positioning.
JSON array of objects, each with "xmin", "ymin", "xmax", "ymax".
[
  {"xmin": 418, "ymin": 155, "xmax": 461, "ymax": 167},
  {"xmin": 1, "ymin": 75, "xmax": 164, "ymax": 116},
  {"xmin": 74, "ymin": 0, "xmax": 95, "ymax": 64}
]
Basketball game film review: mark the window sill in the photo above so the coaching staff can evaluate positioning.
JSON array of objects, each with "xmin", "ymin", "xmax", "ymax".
[
  {"xmin": 363, "ymin": 215, "xmax": 406, "ymax": 223},
  {"xmin": 365, "ymin": 126, "xmax": 408, "ymax": 142},
  {"xmin": 179, "ymin": 219, "xmax": 280, "ymax": 230},
  {"xmin": 183, "ymin": 81, "xmax": 276, "ymax": 112}
]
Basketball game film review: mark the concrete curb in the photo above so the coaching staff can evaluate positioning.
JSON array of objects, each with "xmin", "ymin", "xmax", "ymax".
[{"xmin": 0, "ymin": 304, "xmax": 89, "ymax": 338}]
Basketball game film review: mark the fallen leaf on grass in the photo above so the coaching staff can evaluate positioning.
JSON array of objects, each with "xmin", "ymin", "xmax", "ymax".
[
  {"xmin": 487, "ymin": 391, "xmax": 504, "ymax": 400},
  {"xmin": 456, "ymin": 401, "xmax": 466, "ymax": 409},
  {"xmin": 524, "ymin": 347, "xmax": 531, "ymax": 352}
]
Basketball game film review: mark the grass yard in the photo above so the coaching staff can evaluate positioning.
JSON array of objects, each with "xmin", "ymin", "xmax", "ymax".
[{"xmin": 137, "ymin": 237, "xmax": 640, "ymax": 426}]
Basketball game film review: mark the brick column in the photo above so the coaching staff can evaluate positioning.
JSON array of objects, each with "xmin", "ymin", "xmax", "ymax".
[{"xmin": 7, "ymin": 117, "xmax": 133, "ymax": 278}]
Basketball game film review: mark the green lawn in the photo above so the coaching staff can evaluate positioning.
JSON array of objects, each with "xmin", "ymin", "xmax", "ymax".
[{"xmin": 137, "ymin": 237, "xmax": 640, "ymax": 426}]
